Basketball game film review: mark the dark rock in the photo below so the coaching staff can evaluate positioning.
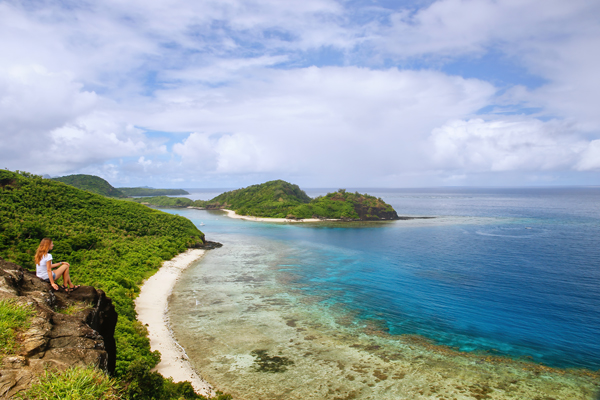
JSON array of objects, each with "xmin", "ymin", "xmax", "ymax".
[
  {"xmin": 0, "ymin": 258, "xmax": 117, "ymax": 398},
  {"xmin": 196, "ymin": 240, "xmax": 223, "ymax": 250}
]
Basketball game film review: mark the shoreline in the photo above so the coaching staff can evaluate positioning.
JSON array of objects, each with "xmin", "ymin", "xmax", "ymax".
[
  {"xmin": 135, "ymin": 248, "xmax": 214, "ymax": 397},
  {"xmin": 223, "ymin": 209, "xmax": 338, "ymax": 222},
  {"xmin": 222, "ymin": 209, "xmax": 435, "ymax": 223}
]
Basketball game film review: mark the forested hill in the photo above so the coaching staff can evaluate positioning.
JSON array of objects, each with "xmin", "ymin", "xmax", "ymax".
[
  {"xmin": 119, "ymin": 187, "xmax": 189, "ymax": 196},
  {"xmin": 0, "ymin": 169, "xmax": 211, "ymax": 398},
  {"xmin": 204, "ymin": 180, "xmax": 312, "ymax": 215},
  {"xmin": 134, "ymin": 180, "xmax": 400, "ymax": 221},
  {"xmin": 52, "ymin": 174, "xmax": 126, "ymax": 198}
]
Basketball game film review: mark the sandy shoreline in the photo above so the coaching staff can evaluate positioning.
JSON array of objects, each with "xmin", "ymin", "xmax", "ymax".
[
  {"xmin": 223, "ymin": 209, "xmax": 339, "ymax": 222},
  {"xmin": 135, "ymin": 249, "xmax": 214, "ymax": 397}
]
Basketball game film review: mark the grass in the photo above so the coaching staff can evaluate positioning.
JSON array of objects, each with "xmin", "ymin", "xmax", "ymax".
[
  {"xmin": 0, "ymin": 299, "xmax": 34, "ymax": 356},
  {"xmin": 16, "ymin": 366, "xmax": 123, "ymax": 400},
  {"xmin": 55, "ymin": 303, "xmax": 93, "ymax": 315}
]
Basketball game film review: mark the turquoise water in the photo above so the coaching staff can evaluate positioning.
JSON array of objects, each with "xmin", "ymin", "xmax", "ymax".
[{"xmin": 165, "ymin": 187, "xmax": 600, "ymax": 374}]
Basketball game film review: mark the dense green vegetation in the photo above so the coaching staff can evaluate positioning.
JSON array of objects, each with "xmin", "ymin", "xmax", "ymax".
[
  {"xmin": 202, "ymin": 180, "xmax": 311, "ymax": 216},
  {"xmin": 0, "ymin": 300, "xmax": 34, "ymax": 358},
  {"xmin": 119, "ymin": 188, "xmax": 189, "ymax": 196},
  {"xmin": 0, "ymin": 169, "xmax": 212, "ymax": 399},
  {"xmin": 286, "ymin": 189, "xmax": 398, "ymax": 220},
  {"xmin": 134, "ymin": 180, "xmax": 399, "ymax": 220},
  {"xmin": 133, "ymin": 196, "xmax": 196, "ymax": 208},
  {"xmin": 53, "ymin": 174, "xmax": 126, "ymax": 198}
]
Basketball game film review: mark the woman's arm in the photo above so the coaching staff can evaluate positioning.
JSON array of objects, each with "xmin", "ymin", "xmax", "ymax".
[{"xmin": 46, "ymin": 260, "xmax": 58, "ymax": 290}]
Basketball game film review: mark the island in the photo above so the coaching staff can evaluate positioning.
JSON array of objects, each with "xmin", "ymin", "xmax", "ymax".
[{"xmin": 134, "ymin": 180, "xmax": 402, "ymax": 221}]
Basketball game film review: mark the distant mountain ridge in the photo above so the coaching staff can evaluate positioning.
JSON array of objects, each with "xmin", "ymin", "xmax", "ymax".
[{"xmin": 52, "ymin": 174, "xmax": 126, "ymax": 198}]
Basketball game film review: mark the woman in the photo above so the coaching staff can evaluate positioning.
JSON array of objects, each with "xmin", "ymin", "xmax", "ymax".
[{"xmin": 34, "ymin": 238, "xmax": 79, "ymax": 292}]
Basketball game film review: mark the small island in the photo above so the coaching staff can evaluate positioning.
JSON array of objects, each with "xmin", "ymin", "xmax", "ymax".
[{"xmin": 135, "ymin": 180, "xmax": 402, "ymax": 221}]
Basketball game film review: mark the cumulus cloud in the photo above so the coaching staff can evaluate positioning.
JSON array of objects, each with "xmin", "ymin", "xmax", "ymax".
[
  {"xmin": 429, "ymin": 118, "xmax": 591, "ymax": 172},
  {"xmin": 0, "ymin": 61, "xmax": 163, "ymax": 177},
  {"xmin": 141, "ymin": 66, "xmax": 494, "ymax": 184},
  {"xmin": 1, "ymin": 0, "xmax": 599, "ymax": 186},
  {"xmin": 173, "ymin": 132, "xmax": 273, "ymax": 174},
  {"xmin": 374, "ymin": 0, "xmax": 600, "ymax": 133},
  {"xmin": 576, "ymin": 140, "xmax": 600, "ymax": 171}
]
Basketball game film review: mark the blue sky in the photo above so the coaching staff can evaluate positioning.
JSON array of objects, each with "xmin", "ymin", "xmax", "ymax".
[{"xmin": 1, "ymin": 0, "xmax": 599, "ymax": 187}]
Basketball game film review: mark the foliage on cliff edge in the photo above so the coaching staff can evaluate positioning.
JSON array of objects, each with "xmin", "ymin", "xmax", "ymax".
[{"xmin": 0, "ymin": 170, "xmax": 205, "ymax": 392}]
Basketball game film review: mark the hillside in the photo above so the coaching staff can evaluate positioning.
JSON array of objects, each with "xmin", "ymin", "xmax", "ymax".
[
  {"xmin": 52, "ymin": 174, "xmax": 126, "ymax": 198},
  {"xmin": 119, "ymin": 187, "xmax": 189, "ymax": 196},
  {"xmin": 134, "ymin": 180, "xmax": 399, "ymax": 221},
  {"xmin": 202, "ymin": 180, "xmax": 312, "ymax": 216},
  {"xmin": 0, "ymin": 169, "xmax": 212, "ymax": 399}
]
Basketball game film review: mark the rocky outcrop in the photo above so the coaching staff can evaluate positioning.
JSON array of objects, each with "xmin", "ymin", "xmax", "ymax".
[
  {"xmin": 353, "ymin": 203, "xmax": 400, "ymax": 220},
  {"xmin": 0, "ymin": 258, "xmax": 117, "ymax": 399}
]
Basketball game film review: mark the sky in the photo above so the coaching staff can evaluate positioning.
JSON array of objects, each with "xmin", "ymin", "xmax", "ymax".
[{"xmin": 1, "ymin": 0, "xmax": 599, "ymax": 188}]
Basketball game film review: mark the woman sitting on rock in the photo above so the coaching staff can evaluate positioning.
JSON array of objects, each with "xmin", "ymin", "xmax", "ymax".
[{"xmin": 34, "ymin": 238, "xmax": 79, "ymax": 292}]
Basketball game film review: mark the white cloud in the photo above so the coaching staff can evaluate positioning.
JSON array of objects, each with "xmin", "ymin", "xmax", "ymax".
[
  {"xmin": 576, "ymin": 140, "xmax": 600, "ymax": 171},
  {"xmin": 429, "ymin": 118, "xmax": 590, "ymax": 172},
  {"xmin": 43, "ymin": 113, "xmax": 163, "ymax": 174},
  {"xmin": 1, "ymin": 0, "xmax": 599, "ymax": 186},
  {"xmin": 375, "ymin": 0, "xmax": 600, "ymax": 131},
  {"xmin": 142, "ymin": 66, "xmax": 494, "ymax": 183}
]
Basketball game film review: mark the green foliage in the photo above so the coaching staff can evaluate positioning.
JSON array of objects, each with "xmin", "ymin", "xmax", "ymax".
[
  {"xmin": 119, "ymin": 188, "xmax": 189, "ymax": 196},
  {"xmin": 0, "ymin": 169, "xmax": 204, "ymax": 385},
  {"xmin": 203, "ymin": 180, "xmax": 312, "ymax": 217},
  {"xmin": 16, "ymin": 366, "xmax": 123, "ymax": 400},
  {"xmin": 52, "ymin": 174, "xmax": 126, "ymax": 198},
  {"xmin": 288, "ymin": 189, "xmax": 398, "ymax": 220},
  {"xmin": 0, "ymin": 300, "xmax": 34, "ymax": 357},
  {"xmin": 123, "ymin": 360, "xmax": 207, "ymax": 400},
  {"xmin": 131, "ymin": 196, "xmax": 194, "ymax": 208}
]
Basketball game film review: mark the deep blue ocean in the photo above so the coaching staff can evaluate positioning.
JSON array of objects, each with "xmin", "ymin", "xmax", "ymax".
[{"xmin": 167, "ymin": 187, "xmax": 600, "ymax": 371}]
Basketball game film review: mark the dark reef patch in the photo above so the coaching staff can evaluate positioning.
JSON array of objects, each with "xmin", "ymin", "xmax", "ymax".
[{"xmin": 250, "ymin": 350, "xmax": 294, "ymax": 373}]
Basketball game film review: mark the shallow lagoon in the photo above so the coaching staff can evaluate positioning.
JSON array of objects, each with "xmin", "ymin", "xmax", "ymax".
[{"xmin": 166, "ymin": 188, "xmax": 600, "ymax": 399}]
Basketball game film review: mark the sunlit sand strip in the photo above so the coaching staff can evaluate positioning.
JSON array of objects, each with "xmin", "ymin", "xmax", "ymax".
[
  {"xmin": 223, "ymin": 208, "xmax": 502, "ymax": 227},
  {"xmin": 135, "ymin": 249, "xmax": 214, "ymax": 397},
  {"xmin": 223, "ymin": 209, "xmax": 337, "ymax": 222}
]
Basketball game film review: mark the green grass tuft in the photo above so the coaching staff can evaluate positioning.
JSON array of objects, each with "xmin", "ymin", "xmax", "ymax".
[
  {"xmin": 16, "ymin": 366, "xmax": 123, "ymax": 400},
  {"xmin": 0, "ymin": 299, "xmax": 34, "ymax": 356}
]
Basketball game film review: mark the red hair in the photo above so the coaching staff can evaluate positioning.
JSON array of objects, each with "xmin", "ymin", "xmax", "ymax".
[{"xmin": 34, "ymin": 238, "xmax": 53, "ymax": 265}]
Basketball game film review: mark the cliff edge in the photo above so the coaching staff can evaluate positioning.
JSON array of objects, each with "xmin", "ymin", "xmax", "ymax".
[{"xmin": 0, "ymin": 258, "xmax": 117, "ymax": 399}]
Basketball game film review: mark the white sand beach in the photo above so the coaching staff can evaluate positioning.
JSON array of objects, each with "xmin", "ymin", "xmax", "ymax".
[
  {"xmin": 135, "ymin": 249, "xmax": 214, "ymax": 397},
  {"xmin": 223, "ymin": 209, "xmax": 338, "ymax": 222}
]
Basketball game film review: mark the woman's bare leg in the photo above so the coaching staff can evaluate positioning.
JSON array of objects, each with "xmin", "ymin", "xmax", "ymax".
[{"xmin": 53, "ymin": 264, "xmax": 70, "ymax": 286}]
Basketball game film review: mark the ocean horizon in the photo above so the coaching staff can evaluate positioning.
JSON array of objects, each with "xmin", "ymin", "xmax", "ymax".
[{"xmin": 164, "ymin": 187, "xmax": 600, "ymax": 399}]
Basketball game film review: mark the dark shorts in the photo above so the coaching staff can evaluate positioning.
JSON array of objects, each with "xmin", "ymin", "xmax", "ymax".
[{"xmin": 42, "ymin": 272, "xmax": 56, "ymax": 283}]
